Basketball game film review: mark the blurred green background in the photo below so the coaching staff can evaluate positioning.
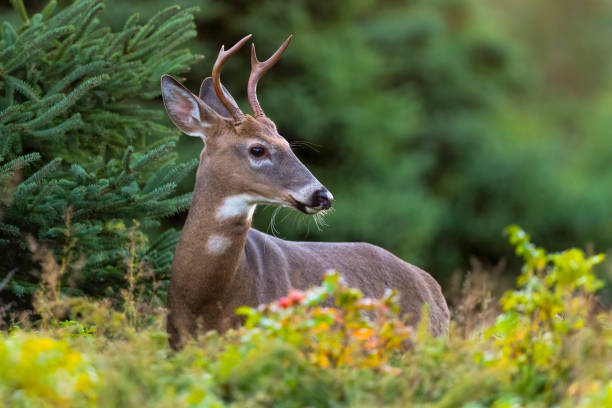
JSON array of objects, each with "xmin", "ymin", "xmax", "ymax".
[{"xmin": 3, "ymin": 0, "xmax": 612, "ymax": 290}]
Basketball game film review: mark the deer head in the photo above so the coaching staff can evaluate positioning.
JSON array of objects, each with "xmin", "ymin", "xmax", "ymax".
[{"xmin": 161, "ymin": 35, "xmax": 333, "ymax": 217}]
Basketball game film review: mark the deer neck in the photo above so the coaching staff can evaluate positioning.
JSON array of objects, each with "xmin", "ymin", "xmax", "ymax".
[{"xmin": 173, "ymin": 158, "xmax": 254, "ymax": 306}]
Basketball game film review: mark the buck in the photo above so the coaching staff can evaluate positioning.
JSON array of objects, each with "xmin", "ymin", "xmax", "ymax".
[{"xmin": 161, "ymin": 34, "xmax": 449, "ymax": 350}]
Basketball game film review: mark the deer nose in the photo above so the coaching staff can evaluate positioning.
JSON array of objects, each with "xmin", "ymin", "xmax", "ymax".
[{"xmin": 312, "ymin": 188, "xmax": 333, "ymax": 210}]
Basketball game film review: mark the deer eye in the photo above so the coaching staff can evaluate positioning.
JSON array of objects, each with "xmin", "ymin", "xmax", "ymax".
[{"xmin": 249, "ymin": 145, "xmax": 266, "ymax": 158}]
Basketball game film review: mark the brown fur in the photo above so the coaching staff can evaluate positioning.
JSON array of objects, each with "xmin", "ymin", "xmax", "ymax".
[{"xmin": 161, "ymin": 74, "xmax": 450, "ymax": 350}]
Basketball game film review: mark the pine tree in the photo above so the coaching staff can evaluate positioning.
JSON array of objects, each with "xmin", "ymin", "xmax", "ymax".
[{"xmin": 0, "ymin": 0, "xmax": 201, "ymax": 308}]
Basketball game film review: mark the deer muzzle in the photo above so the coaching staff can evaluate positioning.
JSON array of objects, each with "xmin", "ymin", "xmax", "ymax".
[{"xmin": 290, "ymin": 187, "xmax": 334, "ymax": 214}]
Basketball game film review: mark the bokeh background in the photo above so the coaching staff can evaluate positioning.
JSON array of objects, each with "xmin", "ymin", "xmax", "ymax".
[{"xmin": 3, "ymin": 0, "xmax": 612, "ymax": 297}]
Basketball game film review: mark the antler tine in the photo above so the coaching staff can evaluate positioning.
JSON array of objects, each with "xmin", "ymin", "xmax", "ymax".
[
  {"xmin": 212, "ymin": 34, "xmax": 253, "ymax": 121},
  {"xmin": 248, "ymin": 35, "xmax": 293, "ymax": 118}
]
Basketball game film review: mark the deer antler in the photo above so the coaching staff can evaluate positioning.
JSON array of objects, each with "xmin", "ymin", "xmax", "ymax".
[
  {"xmin": 212, "ymin": 34, "xmax": 253, "ymax": 122},
  {"xmin": 248, "ymin": 35, "xmax": 293, "ymax": 118}
]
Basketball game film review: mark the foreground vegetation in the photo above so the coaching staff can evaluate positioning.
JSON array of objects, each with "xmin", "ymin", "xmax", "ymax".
[{"xmin": 1, "ymin": 226, "xmax": 610, "ymax": 407}]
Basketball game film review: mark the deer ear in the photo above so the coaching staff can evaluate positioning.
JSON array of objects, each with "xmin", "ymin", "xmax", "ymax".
[
  {"xmin": 161, "ymin": 75, "xmax": 225, "ymax": 139},
  {"xmin": 199, "ymin": 77, "xmax": 238, "ymax": 119}
]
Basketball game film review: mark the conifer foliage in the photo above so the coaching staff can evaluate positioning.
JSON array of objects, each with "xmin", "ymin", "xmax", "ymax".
[{"xmin": 0, "ymin": 0, "xmax": 200, "ymax": 307}]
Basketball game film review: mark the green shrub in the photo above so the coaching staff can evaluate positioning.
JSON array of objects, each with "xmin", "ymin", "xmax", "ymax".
[{"xmin": 0, "ymin": 0, "xmax": 200, "ymax": 308}]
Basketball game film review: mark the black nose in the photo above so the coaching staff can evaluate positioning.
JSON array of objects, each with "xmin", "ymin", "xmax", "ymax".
[{"xmin": 311, "ymin": 188, "xmax": 334, "ymax": 210}]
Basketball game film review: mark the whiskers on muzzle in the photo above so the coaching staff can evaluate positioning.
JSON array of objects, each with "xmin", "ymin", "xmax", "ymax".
[
  {"xmin": 267, "ymin": 206, "xmax": 282, "ymax": 237},
  {"xmin": 312, "ymin": 207, "xmax": 333, "ymax": 231}
]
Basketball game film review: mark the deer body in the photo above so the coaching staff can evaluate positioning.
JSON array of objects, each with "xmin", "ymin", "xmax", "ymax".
[{"xmin": 162, "ymin": 35, "xmax": 449, "ymax": 350}]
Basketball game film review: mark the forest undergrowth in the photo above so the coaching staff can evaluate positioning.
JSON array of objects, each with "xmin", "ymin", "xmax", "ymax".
[{"xmin": 0, "ymin": 226, "xmax": 610, "ymax": 407}]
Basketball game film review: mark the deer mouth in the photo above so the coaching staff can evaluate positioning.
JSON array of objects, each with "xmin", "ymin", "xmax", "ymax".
[{"xmin": 288, "ymin": 196, "xmax": 330, "ymax": 215}]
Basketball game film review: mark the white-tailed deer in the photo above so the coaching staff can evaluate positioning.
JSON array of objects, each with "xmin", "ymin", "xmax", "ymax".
[{"xmin": 161, "ymin": 35, "xmax": 449, "ymax": 350}]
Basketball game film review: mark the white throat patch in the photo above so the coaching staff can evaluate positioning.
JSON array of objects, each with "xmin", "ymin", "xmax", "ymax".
[
  {"xmin": 206, "ymin": 234, "xmax": 231, "ymax": 254},
  {"xmin": 215, "ymin": 194, "xmax": 259, "ymax": 220}
]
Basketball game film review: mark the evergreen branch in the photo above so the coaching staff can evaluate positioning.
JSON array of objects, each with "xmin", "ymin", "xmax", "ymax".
[
  {"xmin": 0, "ymin": 152, "xmax": 40, "ymax": 176},
  {"xmin": 147, "ymin": 30, "xmax": 198, "ymax": 72},
  {"xmin": 123, "ymin": 13, "xmax": 140, "ymax": 31},
  {"xmin": 143, "ymin": 159, "xmax": 197, "ymax": 194},
  {"xmin": 3, "ymin": 26, "xmax": 74, "ymax": 73},
  {"xmin": 171, "ymin": 158, "xmax": 198, "ymax": 185},
  {"xmin": 0, "ymin": 132, "xmax": 17, "ymax": 159},
  {"xmin": 40, "ymin": 0, "xmax": 57, "ymax": 21},
  {"xmin": 129, "ymin": 16, "xmax": 195, "ymax": 63},
  {"xmin": 12, "ymin": 182, "xmax": 37, "ymax": 208},
  {"xmin": 106, "ymin": 60, "xmax": 142, "ymax": 77},
  {"xmin": 125, "ymin": 29, "xmax": 188, "ymax": 63},
  {"xmin": 2, "ymin": 21, "xmax": 18, "ymax": 46},
  {"xmin": 9, "ymin": 0, "xmax": 29, "ymax": 24},
  {"xmin": 155, "ymin": 193, "xmax": 192, "ymax": 217},
  {"xmin": 27, "ymin": 180, "xmax": 60, "ymax": 220},
  {"xmin": 148, "ymin": 8, "xmax": 197, "ymax": 44},
  {"xmin": 28, "ymin": 113, "xmax": 83, "ymax": 138},
  {"xmin": 5, "ymin": 80, "xmax": 15, "ymax": 106},
  {"xmin": 138, "ymin": 218, "xmax": 161, "ymax": 229},
  {"xmin": 47, "ymin": 0, "xmax": 94, "ymax": 31},
  {"xmin": 22, "ymin": 158, "xmax": 62, "ymax": 185},
  {"xmin": 48, "ymin": 61, "xmax": 110, "ymax": 94},
  {"xmin": 104, "ymin": 83, "xmax": 142, "ymax": 98},
  {"xmin": 22, "ymin": 74, "xmax": 108, "ymax": 130},
  {"xmin": 0, "ymin": 41, "xmax": 14, "ymax": 62},
  {"xmin": 103, "ymin": 26, "xmax": 138, "ymax": 60},
  {"xmin": 54, "ymin": 31, "xmax": 76, "ymax": 61},
  {"xmin": 87, "ymin": 112, "xmax": 129, "ymax": 131},
  {"xmin": 142, "ymin": 164, "xmax": 171, "ymax": 193},
  {"xmin": 41, "ymin": 94, "xmax": 64, "ymax": 108},
  {"xmin": 127, "ymin": 5, "xmax": 180, "ymax": 51},
  {"xmin": 5, "ymin": 75, "xmax": 41, "ymax": 102},
  {"xmin": 110, "ymin": 146, "xmax": 135, "ymax": 188},
  {"xmin": 0, "ymin": 104, "xmax": 23, "ymax": 124},
  {"xmin": 71, "ymin": 206, "xmax": 92, "ymax": 220},
  {"xmin": 80, "ymin": 26, "xmax": 109, "ymax": 48},
  {"xmin": 70, "ymin": 164, "xmax": 90, "ymax": 183},
  {"xmin": 0, "ymin": 1, "xmax": 200, "ymax": 304},
  {"xmin": 0, "ymin": 223, "xmax": 20, "ymax": 237},
  {"xmin": 131, "ymin": 142, "xmax": 175, "ymax": 172},
  {"xmin": 139, "ymin": 182, "xmax": 176, "ymax": 202},
  {"xmin": 147, "ymin": 228, "xmax": 180, "ymax": 252},
  {"xmin": 146, "ymin": 133, "xmax": 179, "ymax": 151},
  {"xmin": 106, "ymin": 104, "xmax": 161, "ymax": 117},
  {"xmin": 72, "ymin": 1, "xmax": 104, "ymax": 45},
  {"xmin": 147, "ymin": 52, "xmax": 202, "ymax": 81},
  {"xmin": 127, "ymin": 13, "xmax": 195, "ymax": 60}
]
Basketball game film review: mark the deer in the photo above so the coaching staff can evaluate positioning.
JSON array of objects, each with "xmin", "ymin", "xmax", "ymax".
[{"xmin": 161, "ymin": 34, "xmax": 449, "ymax": 350}]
